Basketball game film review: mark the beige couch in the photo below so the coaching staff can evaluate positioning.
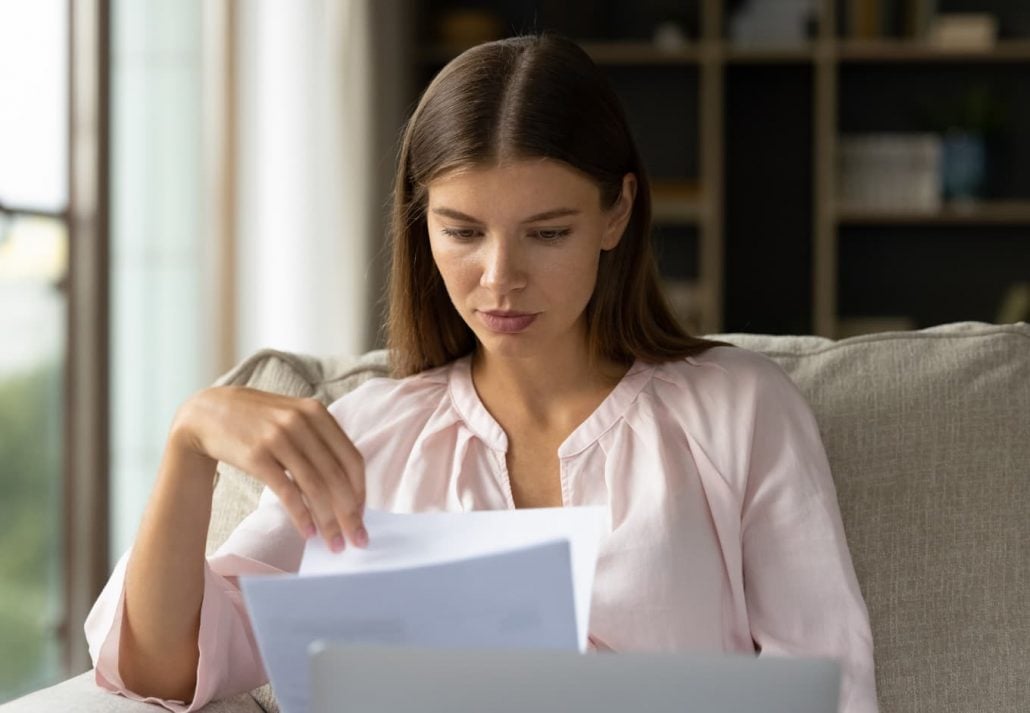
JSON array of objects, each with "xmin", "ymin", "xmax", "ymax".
[{"xmin": 4, "ymin": 321, "xmax": 1028, "ymax": 713}]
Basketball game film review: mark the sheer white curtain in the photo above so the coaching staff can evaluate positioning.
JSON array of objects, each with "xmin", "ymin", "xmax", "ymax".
[
  {"xmin": 236, "ymin": 0, "xmax": 387, "ymax": 360},
  {"xmin": 109, "ymin": 0, "xmax": 208, "ymax": 560},
  {"xmin": 110, "ymin": 0, "xmax": 408, "ymax": 558}
]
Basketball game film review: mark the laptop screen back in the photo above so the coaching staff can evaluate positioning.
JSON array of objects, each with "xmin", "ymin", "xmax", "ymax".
[{"xmin": 308, "ymin": 643, "xmax": 840, "ymax": 713}]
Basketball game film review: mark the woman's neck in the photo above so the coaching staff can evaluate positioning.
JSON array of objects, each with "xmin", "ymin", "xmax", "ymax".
[{"xmin": 470, "ymin": 340, "xmax": 629, "ymax": 428}]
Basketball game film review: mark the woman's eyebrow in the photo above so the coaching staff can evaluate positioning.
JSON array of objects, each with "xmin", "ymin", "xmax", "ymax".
[{"xmin": 431, "ymin": 207, "xmax": 581, "ymax": 224}]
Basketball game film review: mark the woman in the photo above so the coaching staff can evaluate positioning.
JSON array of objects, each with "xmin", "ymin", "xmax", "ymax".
[{"xmin": 85, "ymin": 33, "xmax": 878, "ymax": 713}]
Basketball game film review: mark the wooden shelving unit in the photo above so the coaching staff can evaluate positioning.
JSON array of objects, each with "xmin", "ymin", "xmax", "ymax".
[
  {"xmin": 835, "ymin": 38, "xmax": 1030, "ymax": 62},
  {"xmin": 811, "ymin": 2, "xmax": 1030, "ymax": 337},
  {"xmin": 415, "ymin": 0, "xmax": 1030, "ymax": 338},
  {"xmin": 837, "ymin": 201, "xmax": 1030, "ymax": 225}
]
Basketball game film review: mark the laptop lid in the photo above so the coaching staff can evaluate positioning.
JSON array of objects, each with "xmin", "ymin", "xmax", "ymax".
[{"xmin": 308, "ymin": 643, "xmax": 840, "ymax": 713}]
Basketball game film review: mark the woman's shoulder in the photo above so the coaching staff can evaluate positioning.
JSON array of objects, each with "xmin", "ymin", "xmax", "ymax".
[
  {"xmin": 653, "ymin": 344, "xmax": 793, "ymax": 397},
  {"xmin": 326, "ymin": 359, "xmax": 457, "ymax": 430},
  {"xmin": 646, "ymin": 345, "xmax": 813, "ymax": 445}
]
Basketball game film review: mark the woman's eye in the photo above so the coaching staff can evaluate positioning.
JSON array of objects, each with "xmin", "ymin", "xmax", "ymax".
[
  {"xmin": 440, "ymin": 227, "xmax": 571, "ymax": 242},
  {"xmin": 533, "ymin": 228, "xmax": 571, "ymax": 241},
  {"xmin": 441, "ymin": 228, "xmax": 480, "ymax": 240}
]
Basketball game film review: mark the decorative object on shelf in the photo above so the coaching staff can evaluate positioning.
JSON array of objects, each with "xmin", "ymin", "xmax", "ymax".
[
  {"xmin": 728, "ymin": 0, "xmax": 817, "ymax": 48},
  {"xmin": 923, "ymin": 88, "xmax": 1008, "ymax": 204},
  {"xmin": 652, "ymin": 20, "xmax": 690, "ymax": 53},
  {"xmin": 906, "ymin": 0, "xmax": 938, "ymax": 39},
  {"xmin": 940, "ymin": 131, "xmax": 986, "ymax": 205},
  {"xmin": 837, "ymin": 134, "xmax": 941, "ymax": 212},
  {"xmin": 996, "ymin": 282, "xmax": 1030, "ymax": 325},
  {"xmin": 435, "ymin": 8, "xmax": 504, "ymax": 50},
  {"xmin": 927, "ymin": 13, "xmax": 998, "ymax": 50}
]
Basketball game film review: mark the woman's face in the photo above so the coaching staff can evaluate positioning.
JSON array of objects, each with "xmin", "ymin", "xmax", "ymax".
[{"xmin": 426, "ymin": 158, "xmax": 635, "ymax": 359}]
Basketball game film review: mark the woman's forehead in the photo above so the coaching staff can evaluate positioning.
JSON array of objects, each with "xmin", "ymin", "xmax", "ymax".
[{"xmin": 427, "ymin": 159, "xmax": 601, "ymax": 213}]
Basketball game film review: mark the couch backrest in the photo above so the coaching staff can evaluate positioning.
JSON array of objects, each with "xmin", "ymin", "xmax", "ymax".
[
  {"xmin": 714, "ymin": 322, "xmax": 1029, "ymax": 713},
  {"xmin": 208, "ymin": 321, "xmax": 1030, "ymax": 713}
]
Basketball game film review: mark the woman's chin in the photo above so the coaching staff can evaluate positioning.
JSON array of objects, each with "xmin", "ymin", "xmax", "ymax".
[{"xmin": 472, "ymin": 329, "xmax": 544, "ymax": 359}]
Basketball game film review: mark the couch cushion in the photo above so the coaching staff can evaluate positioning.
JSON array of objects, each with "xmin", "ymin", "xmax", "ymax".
[
  {"xmin": 0, "ymin": 672, "xmax": 263, "ymax": 713},
  {"xmin": 709, "ymin": 322, "xmax": 1030, "ymax": 713}
]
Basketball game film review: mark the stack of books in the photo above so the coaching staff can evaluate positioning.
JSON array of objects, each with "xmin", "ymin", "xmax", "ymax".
[{"xmin": 837, "ymin": 134, "xmax": 941, "ymax": 212}]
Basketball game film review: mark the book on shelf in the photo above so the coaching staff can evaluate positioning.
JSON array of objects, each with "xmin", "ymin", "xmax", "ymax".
[
  {"xmin": 847, "ymin": 0, "xmax": 882, "ymax": 39},
  {"xmin": 845, "ymin": 1, "xmax": 992, "ymax": 43},
  {"xmin": 650, "ymin": 180, "xmax": 702, "ymax": 223},
  {"xmin": 650, "ymin": 179, "xmax": 701, "ymax": 202},
  {"xmin": 845, "ymin": 1, "xmax": 919, "ymax": 40},
  {"xmin": 927, "ymin": 14, "xmax": 998, "ymax": 50},
  {"xmin": 837, "ymin": 134, "xmax": 941, "ymax": 212}
]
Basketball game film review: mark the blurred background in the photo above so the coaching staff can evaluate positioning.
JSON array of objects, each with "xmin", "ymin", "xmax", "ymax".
[{"xmin": 1, "ymin": 0, "xmax": 1028, "ymax": 701}]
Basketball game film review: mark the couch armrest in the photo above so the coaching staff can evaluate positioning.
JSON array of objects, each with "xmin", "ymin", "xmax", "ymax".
[{"xmin": 0, "ymin": 672, "xmax": 265, "ymax": 713}]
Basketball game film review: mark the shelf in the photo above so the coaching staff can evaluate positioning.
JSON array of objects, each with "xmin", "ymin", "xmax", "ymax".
[
  {"xmin": 419, "ymin": 41, "xmax": 704, "ymax": 66},
  {"xmin": 653, "ymin": 200, "xmax": 704, "ymax": 223},
  {"xmin": 421, "ymin": 39, "xmax": 1030, "ymax": 67},
  {"xmin": 836, "ymin": 201, "xmax": 1030, "ymax": 225},
  {"xmin": 651, "ymin": 181, "xmax": 704, "ymax": 224},
  {"xmin": 723, "ymin": 45, "xmax": 816, "ymax": 64},
  {"xmin": 835, "ymin": 39, "xmax": 1030, "ymax": 63},
  {"xmin": 578, "ymin": 41, "xmax": 702, "ymax": 65}
]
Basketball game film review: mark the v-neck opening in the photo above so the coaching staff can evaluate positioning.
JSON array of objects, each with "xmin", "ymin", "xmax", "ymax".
[{"xmin": 447, "ymin": 355, "xmax": 656, "ymax": 459}]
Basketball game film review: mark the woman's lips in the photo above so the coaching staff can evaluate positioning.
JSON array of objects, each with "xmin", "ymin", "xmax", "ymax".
[{"xmin": 477, "ymin": 310, "xmax": 538, "ymax": 334}]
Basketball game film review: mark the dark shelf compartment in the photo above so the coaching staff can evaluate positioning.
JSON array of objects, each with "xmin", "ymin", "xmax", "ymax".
[
  {"xmin": 723, "ymin": 65, "xmax": 814, "ymax": 335},
  {"xmin": 838, "ymin": 225, "xmax": 1030, "ymax": 327},
  {"xmin": 652, "ymin": 223, "xmax": 700, "ymax": 281}
]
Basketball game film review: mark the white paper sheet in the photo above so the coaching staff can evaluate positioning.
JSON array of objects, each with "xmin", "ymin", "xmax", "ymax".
[{"xmin": 240, "ymin": 506, "xmax": 606, "ymax": 713}]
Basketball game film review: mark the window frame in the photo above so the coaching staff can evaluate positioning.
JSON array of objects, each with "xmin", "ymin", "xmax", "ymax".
[{"xmin": 63, "ymin": 0, "xmax": 110, "ymax": 676}]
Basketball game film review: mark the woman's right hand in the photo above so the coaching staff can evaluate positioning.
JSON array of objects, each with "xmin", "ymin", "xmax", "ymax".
[{"xmin": 169, "ymin": 386, "xmax": 367, "ymax": 551}]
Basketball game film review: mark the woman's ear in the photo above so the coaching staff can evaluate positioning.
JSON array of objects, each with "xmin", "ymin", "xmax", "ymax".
[{"xmin": 601, "ymin": 173, "xmax": 637, "ymax": 251}]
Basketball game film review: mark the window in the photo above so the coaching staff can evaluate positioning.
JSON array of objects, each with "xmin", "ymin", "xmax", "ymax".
[
  {"xmin": 0, "ymin": 0, "xmax": 70, "ymax": 700},
  {"xmin": 1, "ymin": 0, "xmax": 108, "ymax": 698}
]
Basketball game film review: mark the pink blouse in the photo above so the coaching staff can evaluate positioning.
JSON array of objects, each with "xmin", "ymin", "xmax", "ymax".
[{"xmin": 85, "ymin": 346, "xmax": 879, "ymax": 712}]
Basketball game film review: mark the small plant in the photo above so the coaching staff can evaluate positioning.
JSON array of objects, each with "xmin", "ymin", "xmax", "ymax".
[{"xmin": 922, "ymin": 86, "xmax": 1008, "ymax": 136}]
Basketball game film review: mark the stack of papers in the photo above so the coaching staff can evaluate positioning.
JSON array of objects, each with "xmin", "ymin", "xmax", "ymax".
[{"xmin": 239, "ymin": 506, "xmax": 606, "ymax": 713}]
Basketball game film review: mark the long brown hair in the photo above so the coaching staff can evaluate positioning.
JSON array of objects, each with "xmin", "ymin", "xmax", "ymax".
[{"xmin": 386, "ymin": 33, "xmax": 732, "ymax": 377}]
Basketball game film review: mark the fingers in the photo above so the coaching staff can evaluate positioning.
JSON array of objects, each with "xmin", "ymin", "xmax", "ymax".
[
  {"xmin": 298, "ymin": 398, "xmax": 367, "ymax": 513},
  {"xmin": 193, "ymin": 387, "xmax": 368, "ymax": 552},
  {"xmin": 260, "ymin": 407, "xmax": 366, "ymax": 551},
  {"xmin": 258, "ymin": 462, "xmax": 317, "ymax": 539}
]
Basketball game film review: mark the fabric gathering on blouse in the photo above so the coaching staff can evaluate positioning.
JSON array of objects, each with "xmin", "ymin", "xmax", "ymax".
[{"xmin": 84, "ymin": 345, "xmax": 879, "ymax": 713}]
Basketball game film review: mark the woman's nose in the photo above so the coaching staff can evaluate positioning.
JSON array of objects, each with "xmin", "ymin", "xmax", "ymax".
[{"xmin": 480, "ymin": 236, "xmax": 527, "ymax": 293}]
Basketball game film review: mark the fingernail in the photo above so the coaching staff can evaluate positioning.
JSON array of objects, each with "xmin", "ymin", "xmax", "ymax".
[
  {"xmin": 354, "ymin": 526, "xmax": 369, "ymax": 548},
  {"xmin": 305, "ymin": 524, "xmax": 317, "ymax": 539},
  {"xmin": 331, "ymin": 535, "xmax": 345, "ymax": 552}
]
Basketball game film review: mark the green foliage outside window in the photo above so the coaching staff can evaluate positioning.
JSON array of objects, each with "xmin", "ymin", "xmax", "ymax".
[{"xmin": 0, "ymin": 361, "xmax": 63, "ymax": 702}]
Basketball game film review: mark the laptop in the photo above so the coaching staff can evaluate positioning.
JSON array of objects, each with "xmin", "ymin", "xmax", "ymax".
[{"xmin": 308, "ymin": 642, "xmax": 840, "ymax": 713}]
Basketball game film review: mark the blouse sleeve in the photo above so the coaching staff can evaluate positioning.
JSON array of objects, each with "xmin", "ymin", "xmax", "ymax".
[
  {"xmin": 739, "ymin": 359, "xmax": 879, "ymax": 713},
  {"xmin": 84, "ymin": 486, "xmax": 303, "ymax": 712}
]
